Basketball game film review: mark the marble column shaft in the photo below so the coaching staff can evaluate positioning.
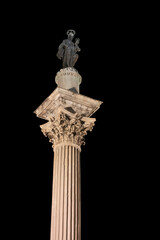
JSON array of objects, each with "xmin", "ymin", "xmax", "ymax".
[{"xmin": 50, "ymin": 143, "xmax": 81, "ymax": 240}]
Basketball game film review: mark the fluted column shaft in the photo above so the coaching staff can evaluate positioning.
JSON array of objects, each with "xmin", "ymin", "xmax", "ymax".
[
  {"xmin": 39, "ymin": 111, "xmax": 95, "ymax": 240},
  {"xmin": 50, "ymin": 143, "xmax": 81, "ymax": 240}
]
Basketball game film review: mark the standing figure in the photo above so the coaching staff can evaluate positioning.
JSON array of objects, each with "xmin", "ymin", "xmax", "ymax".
[{"xmin": 57, "ymin": 30, "xmax": 81, "ymax": 68}]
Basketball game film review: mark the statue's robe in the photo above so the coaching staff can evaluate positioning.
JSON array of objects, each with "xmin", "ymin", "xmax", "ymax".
[{"xmin": 57, "ymin": 39, "xmax": 75, "ymax": 68}]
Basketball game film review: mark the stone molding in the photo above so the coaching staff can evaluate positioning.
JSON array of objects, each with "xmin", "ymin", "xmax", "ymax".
[
  {"xmin": 55, "ymin": 67, "xmax": 82, "ymax": 85},
  {"xmin": 34, "ymin": 87, "xmax": 103, "ymax": 120},
  {"xmin": 53, "ymin": 141, "xmax": 81, "ymax": 152}
]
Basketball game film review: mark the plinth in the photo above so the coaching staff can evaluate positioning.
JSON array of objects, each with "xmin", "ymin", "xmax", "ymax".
[{"xmin": 34, "ymin": 67, "xmax": 102, "ymax": 240}]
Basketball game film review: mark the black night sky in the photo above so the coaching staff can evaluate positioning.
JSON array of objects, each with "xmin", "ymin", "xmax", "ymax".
[{"xmin": 3, "ymin": 4, "xmax": 141, "ymax": 240}]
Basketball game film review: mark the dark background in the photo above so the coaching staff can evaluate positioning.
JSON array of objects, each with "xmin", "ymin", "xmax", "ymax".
[{"xmin": 2, "ymin": 3, "xmax": 144, "ymax": 240}]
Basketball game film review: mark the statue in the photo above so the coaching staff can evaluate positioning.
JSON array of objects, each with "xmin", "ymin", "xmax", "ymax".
[{"xmin": 57, "ymin": 30, "xmax": 81, "ymax": 68}]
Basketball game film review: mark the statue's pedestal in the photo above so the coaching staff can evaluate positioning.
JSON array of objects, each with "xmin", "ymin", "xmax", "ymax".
[
  {"xmin": 34, "ymin": 70, "xmax": 102, "ymax": 240},
  {"xmin": 55, "ymin": 67, "xmax": 82, "ymax": 93}
]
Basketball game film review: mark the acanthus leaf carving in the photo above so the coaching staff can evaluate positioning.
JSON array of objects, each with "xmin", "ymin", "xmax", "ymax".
[{"xmin": 40, "ymin": 112, "xmax": 95, "ymax": 148}]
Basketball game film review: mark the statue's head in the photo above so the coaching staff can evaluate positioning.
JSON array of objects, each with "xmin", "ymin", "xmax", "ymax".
[{"xmin": 67, "ymin": 29, "xmax": 75, "ymax": 40}]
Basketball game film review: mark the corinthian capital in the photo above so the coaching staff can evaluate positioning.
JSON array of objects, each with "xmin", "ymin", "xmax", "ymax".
[{"xmin": 40, "ymin": 111, "xmax": 95, "ymax": 148}]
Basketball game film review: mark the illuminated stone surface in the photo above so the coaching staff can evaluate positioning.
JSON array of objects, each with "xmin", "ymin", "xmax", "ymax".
[{"xmin": 34, "ymin": 68, "xmax": 102, "ymax": 240}]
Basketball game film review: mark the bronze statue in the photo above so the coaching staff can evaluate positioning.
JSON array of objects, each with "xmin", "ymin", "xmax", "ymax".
[{"xmin": 57, "ymin": 30, "xmax": 81, "ymax": 68}]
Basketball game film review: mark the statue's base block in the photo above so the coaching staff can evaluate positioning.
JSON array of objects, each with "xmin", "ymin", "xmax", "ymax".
[
  {"xmin": 55, "ymin": 67, "xmax": 82, "ymax": 93},
  {"xmin": 34, "ymin": 87, "xmax": 102, "ymax": 120}
]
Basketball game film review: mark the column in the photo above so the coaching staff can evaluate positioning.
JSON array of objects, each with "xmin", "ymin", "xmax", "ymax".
[
  {"xmin": 50, "ymin": 143, "xmax": 81, "ymax": 240},
  {"xmin": 40, "ymin": 111, "xmax": 95, "ymax": 240}
]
